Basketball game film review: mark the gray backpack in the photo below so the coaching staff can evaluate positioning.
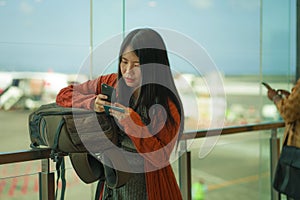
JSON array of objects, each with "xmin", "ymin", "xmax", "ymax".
[{"xmin": 28, "ymin": 103, "xmax": 131, "ymax": 199}]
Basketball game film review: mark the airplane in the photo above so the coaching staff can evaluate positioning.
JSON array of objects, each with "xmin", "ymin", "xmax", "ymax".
[{"xmin": 0, "ymin": 71, "xmax": 88, "ymax": 110}]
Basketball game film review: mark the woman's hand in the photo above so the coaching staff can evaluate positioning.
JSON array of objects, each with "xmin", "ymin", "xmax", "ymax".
[
  {"xmin": 267, "ymin": 89, "xmax": 278, "ymax": 101},
  {"xmin": 94, "ymin": 94, "xmax": 109, "ymax": 113},
  {"xmin": 109, "ymin": 103, "xmax": 131, "ymax": 121},
  {"xmin": 267, "ymin": 89, "xmax": 283, "ymax": 103},
  {"xmin": 277, "ymin": 89, "xmax": 290, "ymax": 98}
]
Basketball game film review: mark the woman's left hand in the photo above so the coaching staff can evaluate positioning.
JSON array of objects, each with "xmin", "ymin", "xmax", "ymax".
[{"xmin": 109, "ymin": 103, "xmax": 131, "ymax": 121}]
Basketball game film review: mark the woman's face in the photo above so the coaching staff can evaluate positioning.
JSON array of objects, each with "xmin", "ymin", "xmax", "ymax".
[{"xmin": 120, "ymin": 47, "xmax": 142, "ymax": 88}]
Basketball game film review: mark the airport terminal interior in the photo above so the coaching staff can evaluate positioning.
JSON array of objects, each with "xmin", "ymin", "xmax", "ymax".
[{"xmin": 0, "ymin": 0, "xmax": 298, "ymax": 199}]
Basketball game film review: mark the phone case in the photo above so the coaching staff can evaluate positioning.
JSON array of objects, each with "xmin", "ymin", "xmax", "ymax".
[{"xmin": 101, "ymin": 83, "xmax": 115, "ymax": 102}]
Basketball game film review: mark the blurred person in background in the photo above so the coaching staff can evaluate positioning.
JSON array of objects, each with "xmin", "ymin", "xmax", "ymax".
[
  {"xmin": 266, "ymin": 80, "xmax": 300, "ymax": 147},
  {"xmin": 266, "ymin": 79, "xmax": 300, "ymax": 200}
]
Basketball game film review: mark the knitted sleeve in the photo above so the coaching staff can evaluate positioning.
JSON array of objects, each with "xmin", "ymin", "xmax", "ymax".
[{"xmin": 56, "ymin": 73, "xmax": 117, "ymax": 110}]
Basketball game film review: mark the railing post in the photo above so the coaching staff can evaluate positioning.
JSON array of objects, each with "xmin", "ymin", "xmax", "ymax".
[
  {"xmin": 179, "ymin": 139, "xmax": 192, "ymax": 200},
  {"xmin": 270, "ymin": 128, "xmax": 281, "ymax": 200},
  {"xmin": 39, "ymin": 158, "xmax": 55, "ymax": 200}
]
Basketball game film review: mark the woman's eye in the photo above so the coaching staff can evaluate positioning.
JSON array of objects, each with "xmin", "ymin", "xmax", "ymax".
[{"xmin": 121, "ymin": 60, "xmax": 128, "ymax": 65}]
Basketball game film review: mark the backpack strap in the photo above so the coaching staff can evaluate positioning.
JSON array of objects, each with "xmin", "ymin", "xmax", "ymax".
[
  {"xmin": 55, "ymin": 157, "xmax": 66, "ymax": 200},
  {"xmin": 50, "ymin": 118, "xmax": 66, "ymax": 161},
  {"xmin": 94, "ymin": 178, "xmax": 105, "ymax": 200},
  {"xmin": 51, "ymin": 118, "xmax": 67, "ymax": 200}
]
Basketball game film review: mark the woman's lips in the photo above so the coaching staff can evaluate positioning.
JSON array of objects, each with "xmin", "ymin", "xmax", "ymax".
[{"xmin": 125, "ymin": 77, "xmax": 134, "ymax": 83}]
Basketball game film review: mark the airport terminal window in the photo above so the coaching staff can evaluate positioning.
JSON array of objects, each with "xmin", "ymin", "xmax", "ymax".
[
  {"xmin": 0, "ymin": 0, "xmax": 297, "ymax": 148},
  {"xmin": 0, "ymin": 0, "xmax": 296, "ymax": 166}
]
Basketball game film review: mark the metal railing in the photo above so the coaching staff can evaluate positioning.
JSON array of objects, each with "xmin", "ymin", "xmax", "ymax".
[
  {"xmin": 178, "ymin": 121, "xmax": 285, "ymax": 200},
  {"xmin": 0, "ymin": 121, "xmax": 285, "ymax": 200}
]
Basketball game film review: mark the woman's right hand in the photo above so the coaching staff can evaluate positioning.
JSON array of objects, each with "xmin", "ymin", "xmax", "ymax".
[{"xmin": 94, "ymin": 94, "xmax": 109, "ymax": 113}]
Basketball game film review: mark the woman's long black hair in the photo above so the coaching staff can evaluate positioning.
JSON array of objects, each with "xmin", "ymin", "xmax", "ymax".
[{"xmin": 117, "ymin": 28, "xmax": 184, "ymax": 140}]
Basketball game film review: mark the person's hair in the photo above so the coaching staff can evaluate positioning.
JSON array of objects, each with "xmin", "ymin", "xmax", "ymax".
[{"xmin": 117, "ymin": 28, "xmax": 184, "ymax": 140}]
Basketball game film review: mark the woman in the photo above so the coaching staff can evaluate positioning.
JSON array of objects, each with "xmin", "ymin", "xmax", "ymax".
[
  {"xmin": 267, "ymin": 80, "xmax": 300, "ymax": 199},
  {"xmin": 56, "ymin": 28, "xmax": 184, "ymax": 200},
  {"xmin": 267, "ymin": 80, "xmax": 300, "ymax": 147}
]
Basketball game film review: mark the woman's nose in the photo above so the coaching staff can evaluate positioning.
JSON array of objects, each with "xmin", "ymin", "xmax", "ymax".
[{"xmin": 124, "ymin": 63, "xmax": 134, "ymax": 73}]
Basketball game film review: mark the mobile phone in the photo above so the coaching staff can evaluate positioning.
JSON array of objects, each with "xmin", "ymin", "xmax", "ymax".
[
  {"xmin": 261, "ymin": 82, "xmax": 272, "ymax": 90},
  {"xmin": 101, "ymin": 83, "xmax": 115, "ymax": 102},
  {"xmin": 103, "ymin": 105, "xmax": 125, "ymax": 115}
]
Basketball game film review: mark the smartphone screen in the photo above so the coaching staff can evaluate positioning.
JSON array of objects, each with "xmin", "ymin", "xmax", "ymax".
[
  {"xmin": 103, "ymin": 105, "xmax": 125, "ymax": 115},
  {"xmin": 101, "ymin": 83, "xmax": 115, "ymax": 102}
]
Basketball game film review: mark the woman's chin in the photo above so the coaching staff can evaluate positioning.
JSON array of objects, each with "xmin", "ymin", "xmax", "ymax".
[
  {"xmin": 125, "ymin": 82, "xmax": 141, "ymax": 89},
  {"xmin": 125, "ymin": 82, "xmax": 136, "ymax": 88}
]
